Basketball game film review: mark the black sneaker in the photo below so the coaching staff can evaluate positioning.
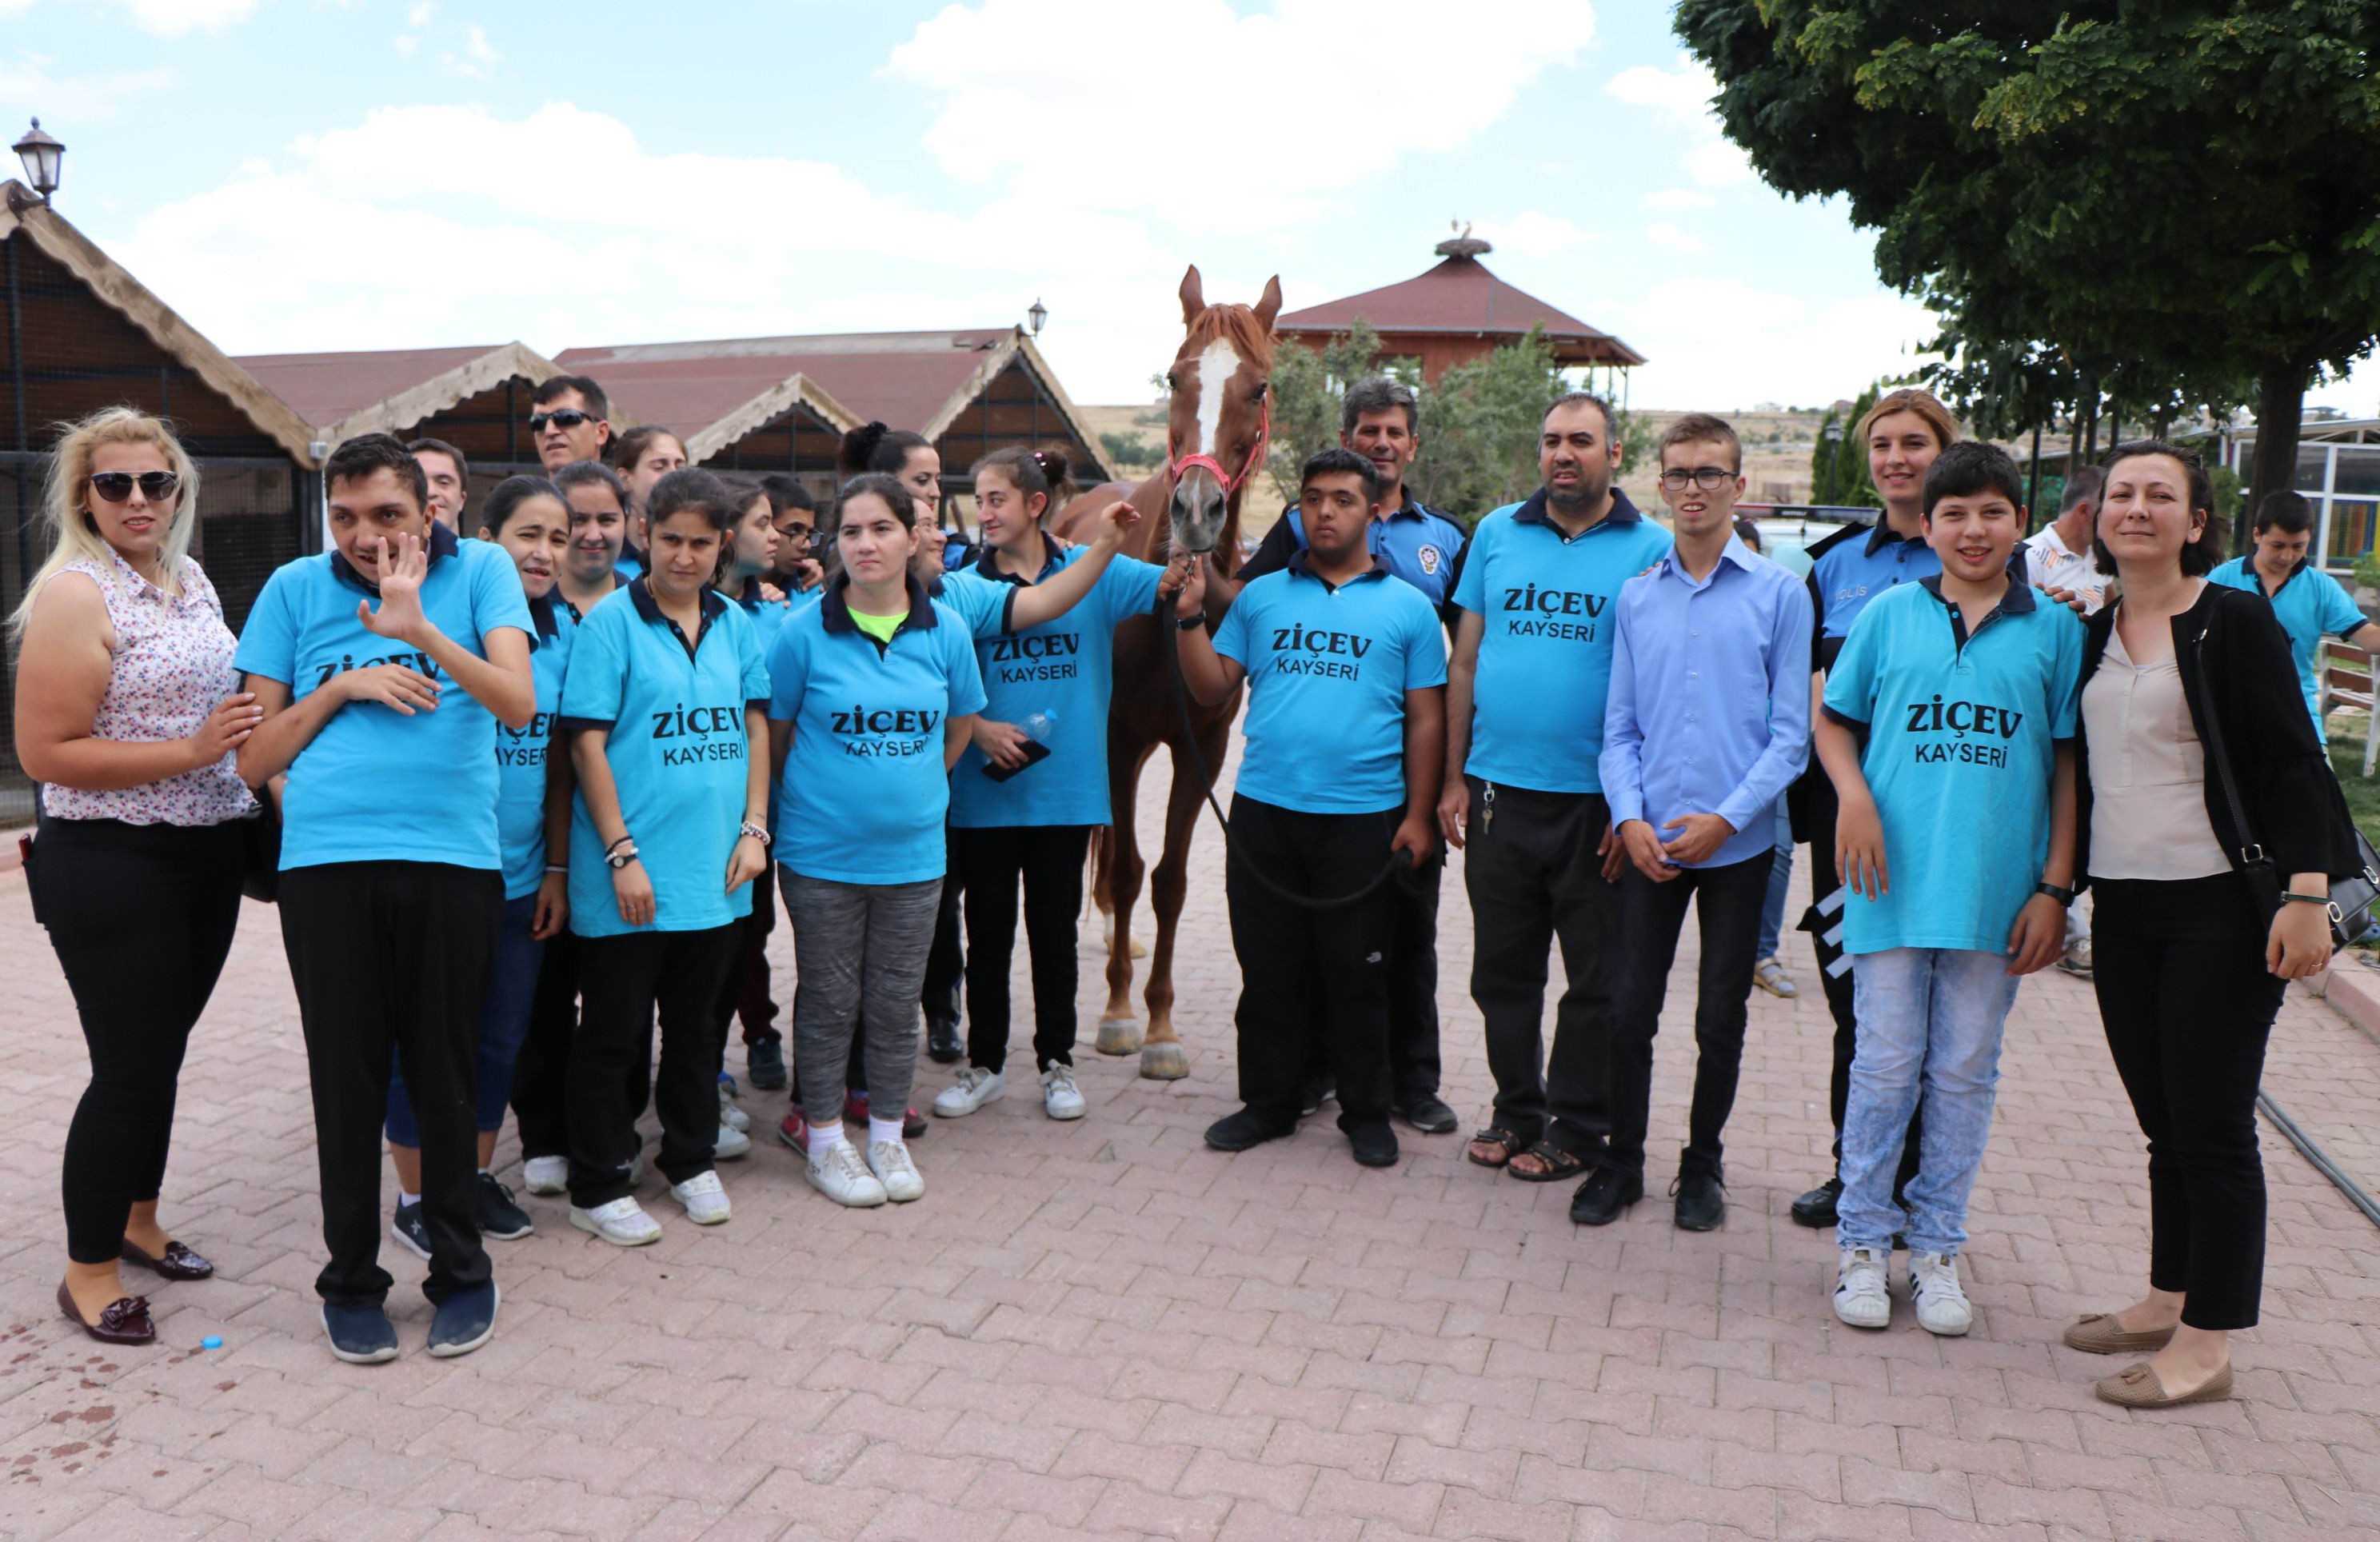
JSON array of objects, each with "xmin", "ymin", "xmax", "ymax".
[
  {"xmin": 321, "ymin": 1301, "xmax": 399, "ymax": 1364},
  {"xmin": 1673, "ymin": 1171, "xmax": 1726, "ymax": 1232},
  {"xmin": 1204, "ymin": 1108, "xmax": 1295, "ymax": 1153},
  {"xmin": 746, "ymin": 1035, "xmax": 789, "ymax": 1091},
  {"xmin": 1569, "ymin": 1164, "xmax": 1643, "ymax": 1226},
  {"xmin": 1348, "ymin": 1123, "xmax": 1399, "ymax": 1168},
  {"xmin": 926, "ymin": 1016, "xmax": 964, "ymax": 1065},
  {"xmin": 426, "ymin": 1281, "xmax": 499, "ymax": 1359},
  {"xmin": 1391, "ymin": 1091, "xmax": 1460, "ymax": 1135},
  {"xmin": 1790, "ymin": 1176, "xmax": 1842, "ymax": 1228},
  {"xmin": 477, "ymin": 1173, "xmax": 534, "ymax": 1240},
  {"xmin": 389, "ymin": 1201, "xmax": 432, "ymax": 1261}
]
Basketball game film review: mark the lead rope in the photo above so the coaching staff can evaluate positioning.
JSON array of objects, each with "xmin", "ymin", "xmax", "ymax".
[{"xmin": 1154, "ymin": 589, "xmax": 1426, "ymax": 912}]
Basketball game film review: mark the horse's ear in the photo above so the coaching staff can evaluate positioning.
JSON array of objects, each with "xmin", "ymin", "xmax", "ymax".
[
  {"xmin": 1254, "ymin": 275, "xmax": 1283, "ymax": 332},
  {"xmin": 1180, "ymin": 266, "xmax": 1206, "ymax": 325}
]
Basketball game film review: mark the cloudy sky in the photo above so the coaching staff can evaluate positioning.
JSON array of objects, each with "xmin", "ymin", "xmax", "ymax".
[{"xmin": 3, "ymin": 0, "xmax": 2368, "ymax": 417}]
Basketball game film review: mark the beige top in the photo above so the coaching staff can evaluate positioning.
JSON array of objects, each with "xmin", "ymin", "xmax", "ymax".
[{"xmin": 2083, "ymin": 623, "xmax": 2230, "ymax": 881}]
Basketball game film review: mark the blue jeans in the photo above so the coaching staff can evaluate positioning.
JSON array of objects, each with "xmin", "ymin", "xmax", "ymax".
[
  {"xmin": 387, "ymin": 893, "xmax": 542, "ymax": 1146},
  {"xmin": 1755, "ymin": 795, "xmax": 1794, "ymax": 960},
  {"xmin": 1835, "ymin": 948, "xmax": 2020, "ymax": 1257}
]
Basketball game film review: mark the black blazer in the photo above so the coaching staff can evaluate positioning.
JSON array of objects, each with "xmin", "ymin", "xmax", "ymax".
[{"xmin": 2075, "ymin": 583, "xmax": 2360, "ymax": 889}]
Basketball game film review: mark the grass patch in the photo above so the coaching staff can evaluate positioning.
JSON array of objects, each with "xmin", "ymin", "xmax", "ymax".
[{"xmin": 2332, "ymin": 731, "xmax": 2380, "ymax": 850}]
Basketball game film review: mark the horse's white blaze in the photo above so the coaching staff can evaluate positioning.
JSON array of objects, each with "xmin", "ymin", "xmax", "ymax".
[{"xmin": 1190, "ymin": 338, "xmax": 1238, "ymax": 465}]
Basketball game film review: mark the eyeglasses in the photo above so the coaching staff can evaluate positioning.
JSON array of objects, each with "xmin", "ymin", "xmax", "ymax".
[
  {"xmin": 1659, "ymin": 467, "xmax": 1736, "ymax": 491},
  {"xmin": 89, "ymin": 471, "xmax": 181, "ymax": 503},
  {"xmin": 777, "ymin": 522, "xmax": 813, "ymax": 541},
  {"xmin": 528, "ymin": 409, "xmax": 594, "ymax": 433}
]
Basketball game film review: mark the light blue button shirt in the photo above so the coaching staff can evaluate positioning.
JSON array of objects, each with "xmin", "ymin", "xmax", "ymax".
[{"xmin": 1600, "ymin": 536, "xmax": 1814, "ymax": 869}]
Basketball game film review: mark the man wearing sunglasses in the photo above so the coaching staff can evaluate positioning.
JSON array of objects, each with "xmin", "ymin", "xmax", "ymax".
[{"xmin": 529, "ymin": 376, "xmax": 612, "ymax": 475}]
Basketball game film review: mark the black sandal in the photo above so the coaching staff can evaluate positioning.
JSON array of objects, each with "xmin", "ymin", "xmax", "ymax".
[
  {"xmin": 1505, "ymin": 1141, "xmax": 1587, "ymax": 1183},
  {"xmin": 1466, "ymin": 1127, "xmax": 1527, "ymax": 1168}
]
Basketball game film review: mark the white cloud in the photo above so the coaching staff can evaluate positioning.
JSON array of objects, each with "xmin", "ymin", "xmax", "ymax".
[
  {"xmin": 0, "ymin": 52, "xmax": 175, "ymax": 122},
  {"xmin": 1608, "ymin": 54, "xmax": 1755, "ymax": 192},
  {"xmin": 1646, "ymin": 221, "xmax": 1705, "ymax": 254},
  {"xmin": 1611, "ymin": 277, "xmax": 1939, "ymax": 411},
  {"xmin": 887, "ymin": 0, "xmax": 1598, "ymax": 224},
  {"xmin": 1683, "ymin": 138, "xmax": 1753, "ymax": 187},
  {"xmin": 1643, "ymin": 187, "xmax": 1715, "ymax": 211},
  {"xmin": 118, "ymin": 0, "xmax": 256, "ymax": 34},
  {"xmin": 440, "ymin": 22, "xmax": 498, "ymax": 78},
  {"xmin": 1474, "ymin": 212, "xmax": 1599, "ymax": 259}
]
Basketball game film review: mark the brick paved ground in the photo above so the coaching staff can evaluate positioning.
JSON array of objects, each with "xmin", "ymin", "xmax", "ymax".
[{"xmin": 6, "ymin": 753, "xmax": 2380, "ymax": 1540}]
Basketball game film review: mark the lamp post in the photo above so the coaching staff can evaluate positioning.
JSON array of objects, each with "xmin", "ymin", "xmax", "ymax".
[
  {"xmin": 1823, "ymin": 416, "xmax": 1844, "ymax": 505},
  {"xmin": 12, "ymin": 119, "xmax": 62, "ymax": 206},
  {"xmin": 1027, "ymin": 297, "xmax": 1047, "ymax": 338}
]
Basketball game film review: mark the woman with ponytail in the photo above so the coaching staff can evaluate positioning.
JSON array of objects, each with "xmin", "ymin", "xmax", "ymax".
[{"xmin": 930, "ymin": 448, "xmax": 1169, "ymax": 1122}]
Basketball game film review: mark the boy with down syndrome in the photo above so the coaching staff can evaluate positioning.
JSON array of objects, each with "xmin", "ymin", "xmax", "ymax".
[
  {"xmin": 1815, "ymin": 441, "xmax": 2081, "ymax": 1337},
  {"xmin": 1168, "ymin": 448, "xmax": 1447, "ymax": 1168},
  {"xmin": 1580, "ymin": 413, "xmax": 1811, "ymax": 1230}
]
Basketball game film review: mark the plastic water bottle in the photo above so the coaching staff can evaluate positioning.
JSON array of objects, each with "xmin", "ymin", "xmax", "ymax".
[
  {"xmin": 1022, "ymin": 709, "xmax": 1057, "ymax": 743},
  {"xmin": 983, "ymin": 710, "xmax": 1057, "ymax": 782}
]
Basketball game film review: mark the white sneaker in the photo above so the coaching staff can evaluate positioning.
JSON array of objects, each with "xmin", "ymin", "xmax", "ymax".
[
  {"xmin": 1833, "ymin": 1247, "xmax": 1891, "ymax": 1329},
  {"xmin": 808, "ymin": 1141, "xmax": 889, "ymax": 1208},
  {"xmin": 868, "ymin": 1140, "xmax": 924, "ymax": 1203},
  {"xmin": 1910, "ymin": 1251, "xmax": 1972, "ymax": 1336},
  {"xmin": 714, "ymin": 1124, "xmax": 752, "ymax": 1160},
  {"xmin": 1040, "ymin": 1061, "xmax": 1086, "ymax": 1121},
  {"xmin": 720, "ymin": 1082, "xmax": 751, "ymax": 1133},
  {"xmin": 669, "ymin": 1170, "xmax": 731, "ymax": 1225},
  {"xmin": 1753, "ymin": 955, "xmax": 1799, "ymax": 999},
  {"xmin": 521, "ymin": 1155, "xmax": 568, "ymax": 1196},
  {"xmin": 569, "ymin": 1196, "xmax": 662, "ymax": 1247},
  {"xmin": 932, "ymin": 1067, "xmax": 1004, "ymax": 1117}
]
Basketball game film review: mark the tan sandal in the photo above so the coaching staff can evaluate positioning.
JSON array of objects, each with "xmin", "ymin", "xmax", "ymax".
[
  {"xmin": 2063, "ymin": 1312, "xmax": 2178, "ymax": 1355},
  {"xmin": 2094, "ymin": 1360, "xmax": 2232, "ymax": 1408}
]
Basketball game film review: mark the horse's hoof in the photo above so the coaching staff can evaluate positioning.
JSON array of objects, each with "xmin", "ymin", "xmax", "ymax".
[
  {"xmin": 1140, "ymin": 1043, "xmax": 1190, "ymax": 1081},
  {"xmin": 1095, "ymin": 1019, "xmax": 1144, "ymax": 1057}
]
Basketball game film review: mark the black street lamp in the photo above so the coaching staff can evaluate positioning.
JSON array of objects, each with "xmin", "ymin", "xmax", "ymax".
[
  {"xmin": 1027, "ymin": 297, "xmax": 1047, "ymax": 338},
  {"xmin": 13, "ymin": 118, "xmax": 62, "ymax": 206}
]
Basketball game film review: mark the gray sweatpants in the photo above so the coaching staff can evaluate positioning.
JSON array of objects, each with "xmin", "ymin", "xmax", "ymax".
[{"xmin": 781, "ymin": 868, "xmax": 941, "ymax": 1131}]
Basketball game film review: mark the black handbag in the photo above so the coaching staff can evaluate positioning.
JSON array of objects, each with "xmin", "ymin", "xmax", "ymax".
[
  {"xmin": 2194, "ymin": 628, "xmax": 2379, "ymax": 951},
  {"xmin": 238, "ymin": 781, "xmax": 281, "ymax": 904}
]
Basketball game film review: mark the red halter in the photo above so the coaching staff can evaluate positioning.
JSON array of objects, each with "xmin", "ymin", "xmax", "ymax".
[{"xmin": 1166, "ymin": 392, "xmax": 1271, "ymax": 501}]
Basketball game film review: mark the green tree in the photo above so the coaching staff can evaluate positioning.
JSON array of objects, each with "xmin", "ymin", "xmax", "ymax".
[
  {"xmin": 1099, "ymin": 429, "xmax": 1160, "ymax": 472},
  {"xmin": 1414, "ymin": 328, "xmax": 1572, "ymax": 517},
  {"xmin": 1808, "ymin": 385, "xmax": 1881, "ymax": 508},
  {"xmin": 1677, "ymin": 0, "xmax": 2380, "ymax": 519}
]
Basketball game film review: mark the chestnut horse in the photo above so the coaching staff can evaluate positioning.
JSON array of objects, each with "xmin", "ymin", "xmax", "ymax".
[{"xmin": 1048, "ymin": 265, "xmax": 1281, "ymax": 1079}]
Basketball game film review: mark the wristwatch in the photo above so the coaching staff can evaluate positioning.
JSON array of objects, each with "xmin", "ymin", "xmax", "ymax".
[
  {"xmin": 1175, "ymin": 610, "xmax": 1208, "ymax": 631},
  {"xmin": 2035, "ymin": 881, "xmax": 2075, "ymax": 907},
  {"xmin": 605, "ymin": 836, "xmax": 639, "ymax": 870}
]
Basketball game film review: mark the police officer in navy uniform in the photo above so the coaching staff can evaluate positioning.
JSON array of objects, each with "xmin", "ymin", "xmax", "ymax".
[
  {"xmin": 1787, "ymin": 387, "xmax": 1956, "ymax": 1228},
  {"xmin": 1236, "ymin": 378, "xmax": 1467, "ymax": 1137}
]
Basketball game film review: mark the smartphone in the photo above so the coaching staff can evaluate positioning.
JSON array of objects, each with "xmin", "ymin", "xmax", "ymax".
[{"xmin": 980, "ymin": 740, "xmax": 1052, "ymax": 783}]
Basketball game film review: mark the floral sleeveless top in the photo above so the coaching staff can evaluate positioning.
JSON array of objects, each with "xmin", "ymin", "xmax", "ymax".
[{"xmin": 39, "ymin": 552, "xmax": 255, "ymax": 826}]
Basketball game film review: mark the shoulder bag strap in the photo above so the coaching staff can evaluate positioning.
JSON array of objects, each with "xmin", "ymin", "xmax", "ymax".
[{"xmin": 2192, "ymin": 621, "xmax": 2266, "ymax": 869}]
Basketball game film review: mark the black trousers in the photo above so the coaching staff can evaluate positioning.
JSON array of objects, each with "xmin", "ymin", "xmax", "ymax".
[
  {"xmin": 513, "ymin": 933, "xmax": 653, "ymax": 1161},
  {"xmin": 731, "ymin": 873, "xmax": 780, "ymax": 1049},
  {"xmin": 1799, "ymin": 773, "xmax": 1921, "ymax": 1190},
  {"xmin": 1608, "ymin": 849, "xmax": 1773, "ymax": 1181},
  {"xmin": 2091, "ymin": 873, "xmax": 2284, "ymax": 1331},
  {"xmin": 954, "ymin": 824, "xmax": 1095, "ymax": 1075},
  {"xmin": 34, "ymin": 817, "xmax": 245, "ymax": 1265},
  {"xmin": 570, "ymin": 923, "xmax": 740, "ymax": 1208},
  {"xmin": 1226, "ymin": 796, "xmax": 1397, "ymax": 1133},
  {"xmin": 1388, "ymin": 857, "xmax": 1444, "ymax": 1100},
  {"xmin": 922, "ymin": 829, "xmax": 964, "ymax": 1026},
  {"xmin": 1461, "ymin": 777, "xmax": 1615, "ymax": 1156},
  {"xmin": 280, "ymin": 861, "xmax": 500, "ymax": 1308}
]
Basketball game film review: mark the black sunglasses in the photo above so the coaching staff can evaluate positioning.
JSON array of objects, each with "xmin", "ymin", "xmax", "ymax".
[
  {"xmin": 528, "ymin": 409, "xmax": 594, "ymax": 433},
  {"xmin": 89, "ymin": 471, "xmax": 181, "ymax": 503}
]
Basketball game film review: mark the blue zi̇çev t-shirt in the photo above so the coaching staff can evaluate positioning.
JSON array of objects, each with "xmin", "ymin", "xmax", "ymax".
[
  {"xmin": 766, "ymin": 577, "xmax": 988, "ymax": 885},
  {"xmin": 1213, "ymin": 553, "xmax": 1448, "ymax": 814},
  {"xmin": 234, "ymin": 527, "xmax": 532, "ymax": 871},
  {"xmin": 1449, "ymin": 488, "xmax": 1673, "ymax": 793},
  {"xmin": 941, "ymin": 541, "xmax": 1165, "ymax": 828},
  {"xmin": 558, "ymin": 581, "xmax": 770, "ymax": 937},
  {"xmin": 1822, "ymin": 577, "xmax": 2082, "ymax": 955},
  {"xmin": 494, "ymin": 595, "xmax": 572, "ymax": 900},
  {"xmin": 2207, "ymin": 556, "xmax": 2369, "ymax": 745}
]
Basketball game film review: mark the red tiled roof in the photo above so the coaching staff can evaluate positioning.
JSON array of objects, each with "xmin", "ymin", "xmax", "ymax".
[
  {"xmin": 233, "ymin": 345, "xmax": 508, "ymax": 431},
  {"xmin": 557, "ymin": 331, "xmax": 1012, "ymax": 439},
  {"xmin": 1275, "ymin": 255, "xmax": 1644, "ymax": 366}
]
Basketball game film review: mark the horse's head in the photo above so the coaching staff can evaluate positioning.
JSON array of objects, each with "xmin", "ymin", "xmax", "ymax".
[{"xmin": 1162, "ymin": 265, "xmax": 1281, "ymax": 557}]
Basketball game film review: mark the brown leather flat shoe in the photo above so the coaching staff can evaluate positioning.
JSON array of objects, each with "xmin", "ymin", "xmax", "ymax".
[
  {"xmin": 57, "ymin": 1280, "xmax": 154, "ymax": 1346},
  {"xmin": 2063, "ymin": 1312, "xmax": 2178, "ymax": 1355},
  {"xmin": 2094, "ymin": 1360, "xmax": 2232, "ymax": 1408},
  {"xmin": 121, "ymin": 1239, "xmax": 214, "ymax": 1281}
]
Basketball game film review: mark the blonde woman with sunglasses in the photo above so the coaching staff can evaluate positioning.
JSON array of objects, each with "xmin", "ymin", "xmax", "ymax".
[{"xmin": 12, "ymin": 407, "xmax": 262, "ymax": 1348}]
